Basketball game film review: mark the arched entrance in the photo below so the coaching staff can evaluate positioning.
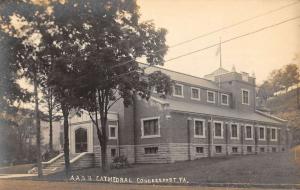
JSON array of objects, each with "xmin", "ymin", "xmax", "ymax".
[{"xmin": 75, "ymin": 128, "xmax": 88, "ymax": 153}]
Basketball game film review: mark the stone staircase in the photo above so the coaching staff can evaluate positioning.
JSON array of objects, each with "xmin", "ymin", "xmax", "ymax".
[
  {"xmin": 42, "ymin": 153, "xmax": 79, "ymax": 175},
  {"xmin": 29, "ymin": 152, "xmax": 96, "ymax": 175}
]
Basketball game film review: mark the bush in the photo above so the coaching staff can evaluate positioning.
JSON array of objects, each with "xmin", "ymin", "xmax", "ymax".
[{"xmin": 110, "ymin": 155, "xmax": 130, "ymax": 169}]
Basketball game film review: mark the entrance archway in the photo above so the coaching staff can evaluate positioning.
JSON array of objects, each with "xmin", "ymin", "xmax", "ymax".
[{"xmin": 75, "ymin": 128, "xmax": 88, "ymax": 153}]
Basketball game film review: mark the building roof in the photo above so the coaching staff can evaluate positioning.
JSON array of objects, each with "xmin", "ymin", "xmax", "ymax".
[
  {"xmin": 150, "ymin": 97, "xmax": 283, "ymax": 125},
  {"xmin": 141, "ymin": 64, "xmax": 224, "ymax": 91},
  {"xmin": 203, "ymin": 67, "xmax": 230, "ymax": 81},
  {"xmin": 207, "ymin": 67, "xmax": 230, "ymax": 76}
]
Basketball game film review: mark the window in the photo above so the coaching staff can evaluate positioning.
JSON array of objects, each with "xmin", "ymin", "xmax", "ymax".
[
  {"xmin": 141, "ymin": 117, "xmax": 160, "ymax": 138},
  {"xmin": 214, "ymin": 121, "xmax": 223, "ymax": 139},
  {"xmin": 259, "ymin": 127, "xmax": 265, "ymax": 140},
  {"xmin": 215, "ymin": 146, "xmax": 222, "ymax": 153},
  {"xmin": 232, "ymin": 147, "xmax": 238, "ymax": 153},
  {"xmin": 270, "ymin": 128, "xmax": 277, "ymax": 141},
  {"xmin": 109, "ymin": 125, "xmax": 118, "ymax": 140},
  {"xmin": 191, "ymin": 87, "xmax": 200, "ymax": 100},
  {"xmin": 245, "ymin": 125, "xmax": 253, "ymax": 140},
  {"xmin": 207, "ymin": 91, "xmax": 215, "ymax": 103},
  {"xmin": 260, "ymin": 147, "xmax": 265, "ymax": 152},
  {"xmin": 196, "ymin": 147, "xmax": 204, "ymax": 154},
  {"xmin": 272, "ymin": 147, "xmax": 277, "ymax": 152},
  {"xmin": 110, "ymin": 127, "xmax": 116, "ymax": 137},
  {"xmin": 221, "ymin": 94, "xmax": 229, "ymax": 105},
  {"xmin": 144, "ymin": 147, "xmax": 158, "ymax": 154},
  {"xmin": 194, "ymin": 119, "xmax": 205, "ymax": 138},
  {"xmin": 242, "ymin": 89, "xmax": 250, "ymax": 105},
  {"xmin": 247, "ymin": 146, "xmax": 252, "ymax": 153},
  {"xmin": 230, "ymin": 124, "xmax": 238, "ymax": 139},
  {"xmin": 173, "ymin": 84, "xmax": 184, "ymax": 97},
  {"xmin": 111, "ymin": 148, "xmax": 116, "ymax": 157}
]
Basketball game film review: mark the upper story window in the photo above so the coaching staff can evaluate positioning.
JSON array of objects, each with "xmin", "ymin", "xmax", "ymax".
[
  {"xmin": 230, "ymin": 123, "xmax": 239, "ymax": 139},
  {"xmin": 259, "ymin": 126, "xmax": 265, "ymax": 140},
  {"xmin": 221, "ymin": 94, "xmax": 229, "ymax": 106},
  {"xmin": 242, "ymin": 89, "xmax": 250, "ymax": 105},
  {"xmin": 245, "ymin": 125, "xmax": 253, "ymax": 140},
  {"xmin": 141, "ymin": 117, "xmax": 160, "ymax": 138},
  {"xmin": 270, "ymin": 127, "xmax": 277, "ymax": 141},
  {"xmin": 191, "ymin": 87, "xmax": 200, "ymax": 100},
  {"xmin": 194, "ymin": 119, "xmax": 205, "ymax": 138},
  {"xmin": 173, "ymin": 84, "xmax": 184, "ymax": 98},
  {"xmin": 109, "ymin": 125, "xmax": 118, "ymax": 140},
  {"xmin": 207, "ymin": 90, "xmax": 216, "ymax": 103},
  {"xmin": 214, "ymin": 121, "xmax": 223, "ymax": 139}
]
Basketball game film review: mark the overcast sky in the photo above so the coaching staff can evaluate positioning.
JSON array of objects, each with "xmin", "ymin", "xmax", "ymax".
[{"xmin": 137, "ymin": 0, "xmax": 300, "ymax": 84}]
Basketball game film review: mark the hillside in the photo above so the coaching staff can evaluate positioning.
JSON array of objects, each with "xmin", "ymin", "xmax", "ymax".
[{"xmin": 266, "ymin": 89, "xmax": 300, "ymax": 145}]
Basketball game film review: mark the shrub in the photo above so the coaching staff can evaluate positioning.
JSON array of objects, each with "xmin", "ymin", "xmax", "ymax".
[{"xmin": 110, "ymin": 155, "xmax": 130, "ymax": 169}]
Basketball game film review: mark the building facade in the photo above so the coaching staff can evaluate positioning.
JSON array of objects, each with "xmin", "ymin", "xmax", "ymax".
[{"xmin": 67, "ymin": 65, "xmax": 290, "ymax": 166}]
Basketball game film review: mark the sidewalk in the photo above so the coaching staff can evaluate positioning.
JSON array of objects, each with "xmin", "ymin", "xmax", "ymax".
[{"xmin": 0, "ymin": 174, "xmax": 37, "ymax": 179}]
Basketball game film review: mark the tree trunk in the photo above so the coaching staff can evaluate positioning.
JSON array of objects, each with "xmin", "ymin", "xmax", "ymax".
[
  {"xmin": 100, "ymin": 117, "xmax": 108, "ymax": 171},
  {"xmin": 33, "ymin": 72, "xmax": 43, "ymax": 178},
  {"xmin": 49, "ymin": 104, "xmax": 53, "ymax": 157},
  {"xmin": 62, "ymin": 105, "xmax": 71, "ymax": 178}
]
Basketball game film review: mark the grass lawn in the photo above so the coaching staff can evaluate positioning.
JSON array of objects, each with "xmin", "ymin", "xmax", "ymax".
[
  {"xmin": 41, "ymin": 150, "xmax": 300, "ymax": 186},
  {"xmin": 0, "ymin": 164, "xmax": 33, "ymax": 174}
]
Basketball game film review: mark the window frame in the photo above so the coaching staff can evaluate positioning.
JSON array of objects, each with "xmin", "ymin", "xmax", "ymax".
[
  {"xmin": 215, "ymin": 146, "xmax": 222, "ymax": 154},
  {"xmin": 195, "ymin": 146, "xmax": 204, "ymax": 154},
  {"xmin": 213, "ymin": 121, "xmax": 223, "ymax": 139},
  {"xmin": 207, "ymin": 90, "xmax": 216, "ymax": 103},
  {"xmin": 244, "ymin": 125, "xmax": 254, "ymax": 140},
  {"xmin": 144, "ymin": 147, "xmax": 158, "ymax": 154},
  {"xmin": 232, "ymin": 147, "xmax": 238, "ymax": 153},
  {"xmin": 230, "ymin": 123, "xmax": 239, "ymax": 140},
  {"xmin": 108, "ymin": 125, "xmax": 118, "ymax": 140},
  {"xmin": 247, "ymin": 146, "xmax": 252, "ymax": 153},
  {"xmin": 194, "ymin": 118, "xmax": 205, "ymax": 138},
  {"xmin": 242, "ymin": 89, "xmax": 250, "ymax": 105},
  {"xmin": 190, "ymin": 87, "xmax": 201, "ymax": 101},
  {"xmin": 141, "ymin": 116, "xmax": 161, "ymax": 139},
  {"xmin": 111, "ymin": 148, "xmax": 117, "ymax": 158},
  {"xmin": 258, "ymin": 126, "xmax": 266, "ymax": 141},
  {"xmin": 173, "ymin": 83, "xmax": 184, "ymax": 98},
  {"xmin": 270, "ymin": 127, "xmax": 277, "ymax": 141},
  {"xmin": 221, "ymin": 93, "xmax": 229, "ymax": 106}
]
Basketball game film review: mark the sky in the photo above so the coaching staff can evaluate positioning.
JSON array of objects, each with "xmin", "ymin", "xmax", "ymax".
[
  {"xmin": 137, "ymin": 0, "xmax": 300, "ymax": 84},
  {"xmin": 15, "ymin": 0, "xmax": 300, "ymax": 110}
]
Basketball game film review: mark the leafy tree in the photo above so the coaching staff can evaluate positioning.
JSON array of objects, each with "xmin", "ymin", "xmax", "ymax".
[
  {"xmin": 257, "ymin": 80, "xmax": 274, "ymax": 101},
  {"xmin": 0, "ymin": 0, "xmax": 54, "ymax": 177},
  {"xmin": 48, "ymin": 0, "xmax": 172, "ymax": 170},
  {"xmin": 40, "ymin": 87, "xmax": 61, "ymax": 157},
  {"xmin": 281, "ymin": 64, "xmax": 299, "ymax": 92}
]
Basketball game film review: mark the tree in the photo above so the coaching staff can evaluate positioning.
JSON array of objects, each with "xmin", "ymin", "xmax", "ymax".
[
  {"xmin": 0, "ymin": 0, "xmax": 54, "ymax": 177},
  {"xmin": 281, "ymin": 64, "xmax": 299, "ymax": 92},
  {"xmin": 40, "ymin": 86, "xmax": 61, "ymax": 157},
  {"xmin": 257, "ymin": 80, "xmax": 274, "ymax": 101},
  {"xmin": 48, "ymin": 0, "xmax": 172, "ymax": 170}
]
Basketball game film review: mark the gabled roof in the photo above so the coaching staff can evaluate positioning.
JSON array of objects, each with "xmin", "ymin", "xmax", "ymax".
[
  {"xmin": 150, "ymin": 97, "xmax": 284, "ymax": 125},
  {"xmin": 141, "ymin": 64, "xmax": 226, "ymax": 91},
  {"xmin": 208, "ymin": 67, "xmax": 230, "ymax": 76},
  {"xmin": 203, "ymin": 67, "xmax": 230, "ymax": 80}
]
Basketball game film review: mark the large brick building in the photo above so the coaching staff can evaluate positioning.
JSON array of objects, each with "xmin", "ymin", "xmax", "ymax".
[{"xmin": 65, "ymin": 64, "xmax": 290, "ymax": 167}]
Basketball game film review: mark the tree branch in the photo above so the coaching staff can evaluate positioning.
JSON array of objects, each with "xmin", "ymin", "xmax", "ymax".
[{"xmin": 107, "ymin": 96, "xmax": 122, "ymax": 110}]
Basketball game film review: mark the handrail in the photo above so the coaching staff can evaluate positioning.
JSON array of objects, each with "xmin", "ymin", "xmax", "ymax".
[
  {"xmin": 42, "ymin": 153, "xmax": 64, "ymax": 165},
  {"xmin": 70, "ymin": 152, "xmax": 93, "ymax": 164}
]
